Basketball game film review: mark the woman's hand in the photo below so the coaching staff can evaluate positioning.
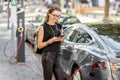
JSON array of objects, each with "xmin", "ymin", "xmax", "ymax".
[{"xmin": 47, "ymin": 37, "xmax": 64, "ymax": 44}]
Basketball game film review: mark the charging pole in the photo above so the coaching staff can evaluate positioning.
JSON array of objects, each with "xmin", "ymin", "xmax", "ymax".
[
  {"xmin": 16, "ymin": 11, "xmax": 25, "ymax": 62},
  {"xmin": 11, "ymin": 0, "xmax": 17, "ymax": 58}
]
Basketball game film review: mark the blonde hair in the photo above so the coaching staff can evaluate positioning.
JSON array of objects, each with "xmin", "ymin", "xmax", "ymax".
[{"xmin": 44, "ymin": 5, "xmax": 61, "ymax": 23}]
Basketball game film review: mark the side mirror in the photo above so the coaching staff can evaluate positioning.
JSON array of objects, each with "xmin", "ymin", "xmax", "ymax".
[
  {"xmin": 88, "ymin": 40, "xmax": 95, "ymax": 45},
  {"xmin": 28, "ymin": 20, "xmax": 35, "ymax": 23}
]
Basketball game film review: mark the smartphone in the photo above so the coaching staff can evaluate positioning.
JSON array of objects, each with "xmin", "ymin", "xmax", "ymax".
[{"xmin": 60, "ymin": 35, "xmax": 64, "ymax": 37}]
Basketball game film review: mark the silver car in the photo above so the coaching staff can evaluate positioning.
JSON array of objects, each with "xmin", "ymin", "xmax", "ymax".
[
  {"xmin": 61, "ymin": 23, "xmax": 120, "ymax": 80},
  {"xmin": 25, "ymin": 13, "xmax": 45, "ymax": 52}
]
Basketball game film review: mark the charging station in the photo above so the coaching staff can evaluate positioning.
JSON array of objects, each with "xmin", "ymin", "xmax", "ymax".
[{"xmin": 16, "ymin": 11, "xmax": 25, "ymax": 62}]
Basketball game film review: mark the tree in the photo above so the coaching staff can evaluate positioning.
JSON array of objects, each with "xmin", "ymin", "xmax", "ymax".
[{"xmin": 104, "ymin": 0, "xmax": 110, "ymax": 21}]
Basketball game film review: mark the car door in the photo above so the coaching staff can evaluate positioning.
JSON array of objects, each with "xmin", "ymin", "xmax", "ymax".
[
  {"xmin": 61, "ymin": 26, "xmax": 77, "ymax": 71},
  {"xmin": 62, "ymin": 25, "xmax": 94, "ymax": 70}
]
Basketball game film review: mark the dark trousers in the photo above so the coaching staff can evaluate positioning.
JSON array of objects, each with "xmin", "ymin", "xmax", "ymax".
[{"xmin": 42, "ymin": 52, "xmax": 63, "ymax": 80}]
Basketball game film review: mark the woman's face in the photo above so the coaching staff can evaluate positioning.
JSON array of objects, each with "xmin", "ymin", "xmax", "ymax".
[{"xmin": 48, "ymin": 10, "xmax": 61, "ymax": 23}]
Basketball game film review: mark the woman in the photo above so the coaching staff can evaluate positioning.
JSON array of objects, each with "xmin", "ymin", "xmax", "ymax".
[{"xmin": 37, "ymin": 5, "xmax": 64, "ymax": 80}]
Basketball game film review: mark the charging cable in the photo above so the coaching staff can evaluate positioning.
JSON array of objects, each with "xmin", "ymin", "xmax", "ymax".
[
  {"xmin": 3, "ymin": 32, "xmax": 43, "ymax": 78},
  {"xmin": 70, "ymin": 62, "xmax": 101, "ymax": 80}
]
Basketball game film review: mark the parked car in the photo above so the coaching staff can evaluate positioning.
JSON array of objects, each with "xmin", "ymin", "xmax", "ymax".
[
  {"xmin": 59, "ymin": 13, "xmax": 81, "ymax": 29},
  {"xmin": 25, "ymin": 13, "xmax": 45, "ymax": 53},
  {"xmin": 25, "ymin": 13, "xmax": 80, "ymax": 53},
  {"xmin": 61, "ymin": 23, "xmax": 120, "ymax": 80}
]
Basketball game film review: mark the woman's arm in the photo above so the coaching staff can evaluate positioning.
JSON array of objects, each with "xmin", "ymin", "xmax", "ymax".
[{"xmin": 37, "ymin": 26, "xmax": 51, "ymax": 49}]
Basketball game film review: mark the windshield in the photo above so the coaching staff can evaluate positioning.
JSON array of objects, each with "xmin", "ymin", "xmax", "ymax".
[
  {"xmin": 101, "ymin": 35, "xmax": 120, "ymax": 50},
  {"xmin": 97, "ymin": 24, "xmax": 120, "ymax": 43},
  {"xmin": 87, "ymin": 23, "xmax": 120, "ymax": 50}
]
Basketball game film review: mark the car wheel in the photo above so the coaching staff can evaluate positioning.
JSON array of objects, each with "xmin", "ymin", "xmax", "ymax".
[
  {"xmin": 33, "ymin": 36, "xmax": 39, "ymax": 53},
  {"xmin": 72, "ymin": 67, "xmax": 82, "ymax": 80}
]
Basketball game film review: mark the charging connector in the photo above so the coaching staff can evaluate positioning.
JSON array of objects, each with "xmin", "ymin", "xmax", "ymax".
[{"xmin": 17, "ymin": 26, "xmax": 24, "ymax": 33}]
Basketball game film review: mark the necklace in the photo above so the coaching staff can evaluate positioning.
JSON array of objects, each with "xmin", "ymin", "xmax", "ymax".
[{"xmin": 50, "ymin": 25, "xmax": 58, "ymax": 37}]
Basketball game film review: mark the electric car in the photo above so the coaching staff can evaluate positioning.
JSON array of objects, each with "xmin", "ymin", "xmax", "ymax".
[{"xmin": 61, "ymin": 23, "xmax": 120, "ymax": 80}]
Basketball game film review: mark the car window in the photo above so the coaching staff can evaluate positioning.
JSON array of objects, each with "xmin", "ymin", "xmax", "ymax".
[
  {"xmin": 68, "ymin": 27, "xmax": 92, "ymax": 43},
  {"xmin": 63, "ymin": 26, "xmax": 76, "ymax": 40}
]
